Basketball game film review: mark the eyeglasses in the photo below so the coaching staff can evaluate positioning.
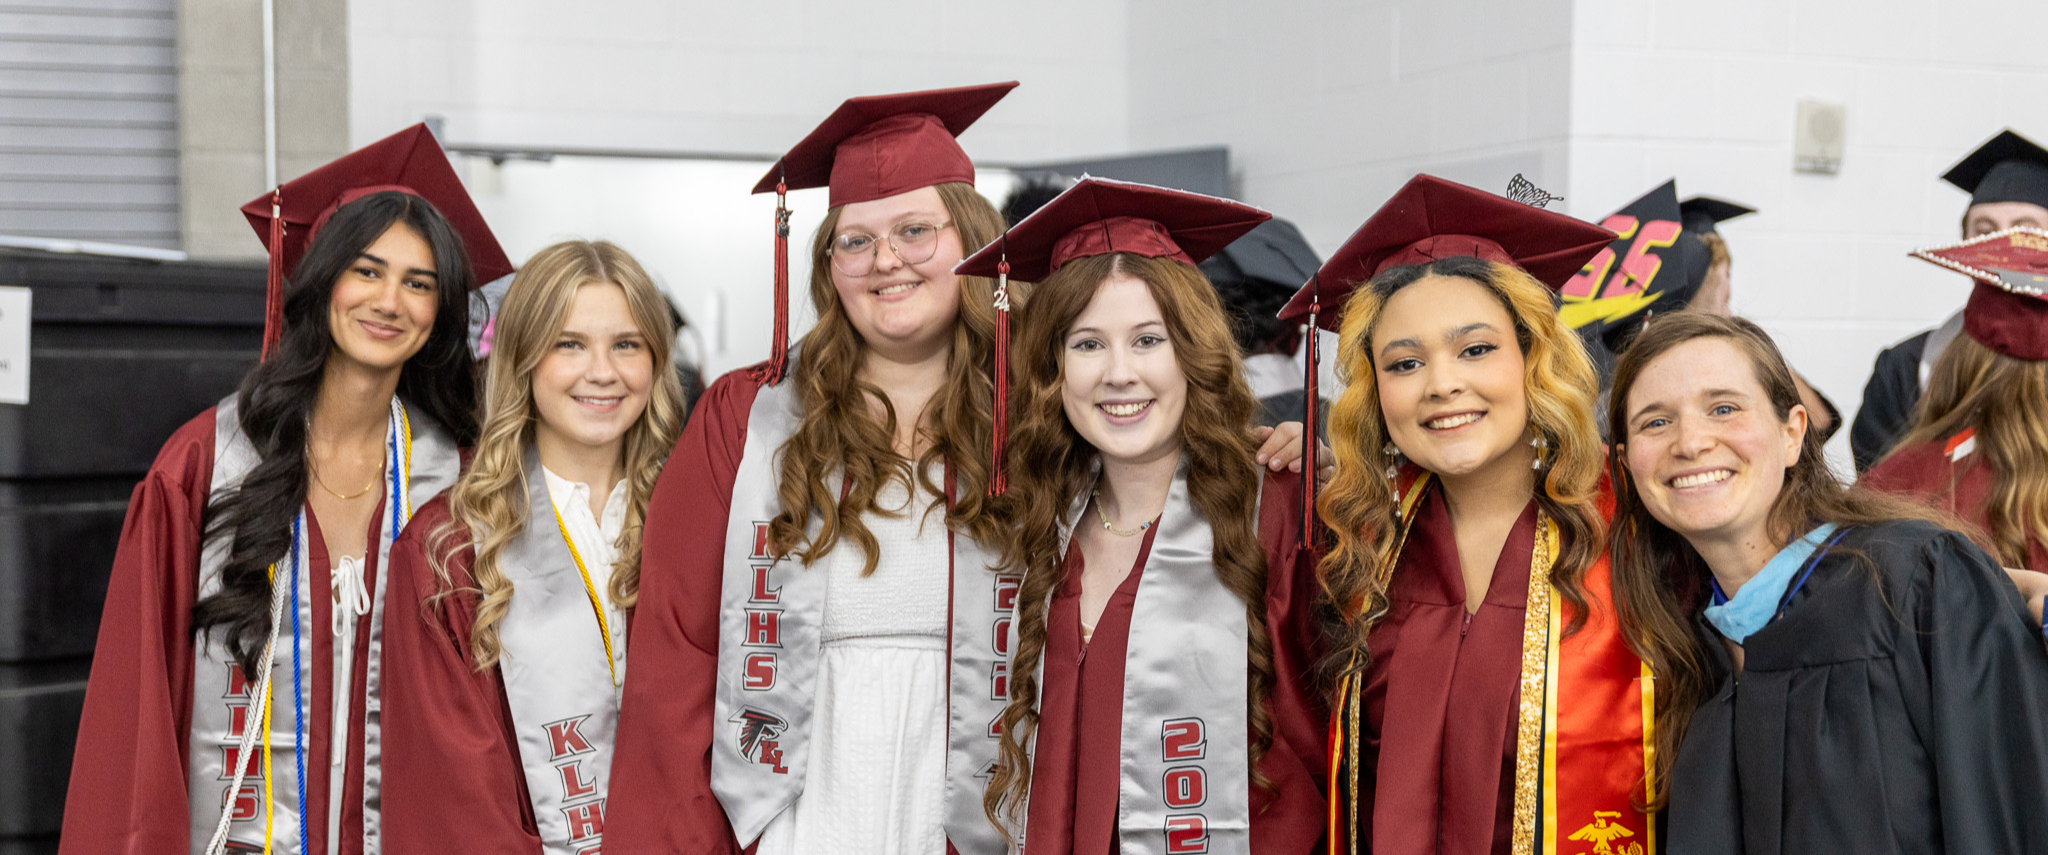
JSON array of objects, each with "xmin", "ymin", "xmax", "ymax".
[{"xmin": 827, "ymin": 221, "xmax": 953, "ymax": 277}]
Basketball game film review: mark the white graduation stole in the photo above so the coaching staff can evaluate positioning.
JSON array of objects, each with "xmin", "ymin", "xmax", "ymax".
[
  {"xmin": 1015, "ymin": 462, "xmax": 1254, "ymax": 855},
  {"xmin": 186, "ymin": 393, "xmax": 459, "ymax": 854},
  {"xmin": 497, "ymin": 444, "xmax": 625, "ymax": 854}
]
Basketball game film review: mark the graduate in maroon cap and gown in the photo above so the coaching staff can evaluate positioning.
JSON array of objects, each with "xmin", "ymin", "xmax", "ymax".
[
  {"xmin": 958, "ymin": 178, "xmax": 1327, "ymax": 855},
  {"xmin": 601, "ymin": 82, "xmax": 1028, "ymax": 855},
  {"xmin": 59, "ymin": 123, "xmax": 511, "ymax": 855},
  {"xmin": 1289, "ymin": 174, "xmax": 1658, "ymax": 855},
  {"xmin": 605, "ymin": 85, "xmax": 1316, "ymax": 855},
  {"xmin": 1865, "ymin": 228, "xmax": 2048, "ymax": 572},
  {"xmin": 376, "ymin": 241, "xmax": 686, "ymax": 855}
]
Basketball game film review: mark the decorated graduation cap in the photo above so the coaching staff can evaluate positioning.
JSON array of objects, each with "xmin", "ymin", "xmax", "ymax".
[
  {"xmin": 1942, "ymin": 129, "xmax": 2048, "ymax": 209},
  {"xmin": 1557, "ymin": 180, "xmax": 1687, "ymax": 342},
  {"xmin": 1276, "ymin": 173, "xmax": 1614, "ymax": 536},
  {"xmin": 748, "ymin": 81, "xmax": 1018, "ymax": 384},
  {"xmin": 954, "ymin": 176, "xmax": 1271, "ymax": 495},
  {"xmin": 1911, "ymin": 227, "xmax": 2048, "ymax": 360},
  {"xmin": 239, "ymin": 122, "xmax": 511, "ymax": 360}
]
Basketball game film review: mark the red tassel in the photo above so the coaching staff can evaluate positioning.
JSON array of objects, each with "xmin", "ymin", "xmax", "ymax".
[
  {"xmin": 1299, "ymin": 283, "xmax": 1320, "ymax": 549},
  {"xmin": 261, "ymin": 189, "xmax": 285, "ymax": 361},
  {"xmin": 765, "ymin": 180, "xmax": 792, "ymax": 385},
  {"xmin": 989, "ymin": 257, "xmax": 1011, "ymax": 498}
]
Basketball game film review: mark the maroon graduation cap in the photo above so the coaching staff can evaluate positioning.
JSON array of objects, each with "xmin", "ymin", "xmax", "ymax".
[
  {"xmin": 954, "ymin": 177, "xmax": 1271, "ymax": 496},
  {"xmin": 1275, "ymin": 173, "xmax": 1614, "ymax": 539},
  {"xmin": 1911, "ymin": 227, "xmax": 2048, "ymax": 360},
  {"xmin": 1278, "ymin": 173, "xmax": 1617, "ymax": 332},
  {"xmin": 239, "ymin": 123, "xmax": 511, "ymax": 360},
  {"xmin": 749, "ymin": 82, "xmax": 1018, "ymax": 384}
]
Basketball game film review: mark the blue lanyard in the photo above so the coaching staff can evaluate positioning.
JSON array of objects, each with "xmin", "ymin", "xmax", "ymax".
[{"xmin": 1709, "ymin": 527, "xmax": 1851, "ymax": 624}]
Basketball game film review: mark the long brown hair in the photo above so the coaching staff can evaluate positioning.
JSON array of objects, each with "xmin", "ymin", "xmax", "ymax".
[
  {"xmin": 1605, "ymin": 311, "xmax": 1956, "ymax": 809},
  {"xmin": 982, "ymin": 252, "xmax": 1274, "ymax": 834},
  {"xmin": 431, "ymin": 240, "xmax": 685, "ymax": 667},
  {"xmin": 1317, "ymin": 256, "xmax": 1605, "ymax": 681},
  {"xmin": 1886, "ymin": 333, "xmax": 2048, "ymax": 566},
  {"xmin": 766, "ymin": 182, "xmax": 1009, "ymax": 571}
]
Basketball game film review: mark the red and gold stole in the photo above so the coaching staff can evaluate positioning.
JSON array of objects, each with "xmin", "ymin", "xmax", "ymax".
[{"xmin": 1325, "ymin": 472, "xmax": 1656, "ymax": 855}]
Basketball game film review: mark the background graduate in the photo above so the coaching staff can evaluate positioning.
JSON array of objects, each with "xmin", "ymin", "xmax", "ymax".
[
  {"xmin": 1864, "ymin": 228, "xmax": 2048, "ymax": 572},
  {"xmin": 378, "ymin": 240, "xmax": 684, "ymax": 853},
  {"xmin": 1296, "ymin": 174, "xmax": 1660, "ymax": 855},
  {"xmin": 1852, "ymin": 129, "xmax": 2048, "ymax": 470},
  {"xmin": 960, "ymin": 179, "xmax": 1328, "ymax": 855},
  {"xmin": 1606, "ymin": 311, "xmax": 2048, "ymax": 853},
  {"xmin": 59, "ymin": 124, "xmax": 510, "ymax": 855}
]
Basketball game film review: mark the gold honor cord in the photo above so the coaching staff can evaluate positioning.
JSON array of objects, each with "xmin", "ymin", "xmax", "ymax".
[{"xmin": 551, "ymin": 503, "xmax": 620, "ymax": 688}]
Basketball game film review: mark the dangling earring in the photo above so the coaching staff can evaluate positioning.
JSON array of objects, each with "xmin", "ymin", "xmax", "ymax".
[
  {"xmin": 1530, "ymin": 434, "xmax": 1549, "ymax": 470},
  {"xmin": 1384, "ymin": 441, "xmax": 1405, "ymax": 515}
]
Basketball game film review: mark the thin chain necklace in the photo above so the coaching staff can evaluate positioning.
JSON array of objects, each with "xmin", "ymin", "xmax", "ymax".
[
  {"xmin": 307, "ymin": 443, "xmax": 378, "ymax": 500},
  {"xmin": 1092, "ymin": 487, "xmax": 1154, "ymax": 537}
]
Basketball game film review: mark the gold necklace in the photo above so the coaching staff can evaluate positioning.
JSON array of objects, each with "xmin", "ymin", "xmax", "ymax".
[
  {"xmin": 1092, "ymin": 487, "xmax": 1154, "ymax": 537},
  {"xmin": 308, "ymin": 447, "xmax": 378, "ymax": 500}
]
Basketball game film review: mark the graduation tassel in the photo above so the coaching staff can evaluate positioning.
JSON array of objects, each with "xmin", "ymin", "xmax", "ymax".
[
  {"xmin": 765, "ymin": 177, "xmax": 792, "ymax": 385},
  {"xmin": 260, "ymin": 188, "xmax": 286, "ymax": 361},
  {"xmin": 988, "ymin": 242, "xmax": 1012, "ymax": 498},
  {"xmin": 1298, "ymin": 274, "xmax": 1320, "ymax": 549}
]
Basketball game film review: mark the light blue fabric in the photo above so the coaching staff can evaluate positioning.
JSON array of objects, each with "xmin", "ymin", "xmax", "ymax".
[{"xmin": 1703, "ymin": 522, "xmax": 1840, "ymax": 643}]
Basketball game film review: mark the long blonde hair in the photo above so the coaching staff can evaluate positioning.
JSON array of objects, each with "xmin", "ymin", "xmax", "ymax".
[
  {"xmin": 432, "ymin": 240, "xmax": 686, "ymax": 668},
  {"xmin": 982, "ymin": 253, "xmax": 1274, "ymax": 834},
  {"xmin": 1888, "ymin": 333, "xmax": 2048, "ymax": 566},
  {"xmin": 765, "ymin": 182, "xmax": 1010, "ymax": 570},
  {"xmin": 1318, "ymin": 256, "xmax": 1605, "ymax": 681}
]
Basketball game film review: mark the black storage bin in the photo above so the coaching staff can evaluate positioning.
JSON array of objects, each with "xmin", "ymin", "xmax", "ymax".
[{"xmin": 0, "ymin": 247, "xmax": 263, "ymax": 847}]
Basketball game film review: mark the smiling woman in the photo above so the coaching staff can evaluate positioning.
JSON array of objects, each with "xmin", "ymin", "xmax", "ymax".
[
  {"xmin": 378, "ymin": 239, "xmax": 684, "ymax": 854},
  {"xmin": 963, "ymin": 177, "xmax": 1328, "ymax": 855},
  {"xmin": 59, "ymin": 124, "xmax": 509, "ymax": 855},
  {"xmin": 1303, "ymin": 174, "xmax": 1658, "ymax": 855},
  {"xmin": 1606, "ymin": 311, "xmax": 2048, "ymax": 854}
]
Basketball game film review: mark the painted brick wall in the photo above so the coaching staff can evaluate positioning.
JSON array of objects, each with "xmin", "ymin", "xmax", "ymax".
[
  {"xmin": 347, "ymin": 0, "xmax": 1134, "ymax": 164},
  {"xmin": 1566, "ymin": 0, "xmax": 2048, "ymax": 465}
]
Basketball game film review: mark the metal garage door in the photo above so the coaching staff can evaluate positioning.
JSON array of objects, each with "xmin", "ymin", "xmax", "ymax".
[{"xmin": 0, "ymin": 0, "xmax": 178, "ymax": 249}]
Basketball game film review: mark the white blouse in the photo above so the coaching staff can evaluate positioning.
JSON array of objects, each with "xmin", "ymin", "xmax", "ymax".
[{"xmin": 542, "ymin": 466, "xmax": 630, "ymax": 675}]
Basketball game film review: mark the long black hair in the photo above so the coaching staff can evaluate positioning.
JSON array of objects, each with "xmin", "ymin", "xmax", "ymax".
[{"xmin": 192, "ymin": 190, "xmax": 481, "ymax": 678}]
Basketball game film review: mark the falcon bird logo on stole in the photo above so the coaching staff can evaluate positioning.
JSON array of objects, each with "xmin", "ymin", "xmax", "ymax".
[{"xmin": 731, "ymin": 707, "xmax": 791, "ymax": 774}]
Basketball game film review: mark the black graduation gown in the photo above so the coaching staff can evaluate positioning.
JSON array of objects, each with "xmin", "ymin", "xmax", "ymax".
[
  {"xmin": 1667, "ymin": 519, "xmax": 2048, "ymax": 855},
  {"xmin": 1850, "ymin": 331, "xmax": 1928, "ymax": 472}
]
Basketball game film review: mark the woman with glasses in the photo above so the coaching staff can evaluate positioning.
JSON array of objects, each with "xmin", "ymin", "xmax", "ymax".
[{"xmin": 606, "ymin": 85, "xmax": 1315, "ymax": 854}]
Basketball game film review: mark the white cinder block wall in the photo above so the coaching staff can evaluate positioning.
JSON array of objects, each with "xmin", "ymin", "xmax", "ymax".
[
  {"xmin": 348, "ymin": 0, "xmax": 1133, "ymax": 164},
  {"xmin": 1566, "ymin": 0, "xmax": 2048, "ymax": 466},
  {"xmin": 1124, "ymin": 0, "xmax": 1577, "ymax": 256}
]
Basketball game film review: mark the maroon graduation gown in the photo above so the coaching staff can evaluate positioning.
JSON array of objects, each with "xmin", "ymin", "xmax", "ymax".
[
  {"xmin": 1357, "ymin": 486, "xmax": 1540, "ymax": 855},
  {"xmin": 1863, "ymin": 433, "xmax": 2048, "ymax": 570},
  {"xmin": 604, "ymin": 369, "xmax": 762, "ymax": 854},
  {"xmin": 1024, "ymin": 470, "xmax": 1328, "ymax": 855},
  {"xmin": 377, "ymin": 495, "xmax": 544, "ymax": 853},
  {"xmin": 59, "ymin": 408, "xmax": 383, "ymax": 855}
]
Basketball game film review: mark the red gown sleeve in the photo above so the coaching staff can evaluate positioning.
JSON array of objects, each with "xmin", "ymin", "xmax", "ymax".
[
  {"xmin": 605, "ymin": 368, "xmax": 763, "ymax": 854},
  {"xmin": 1253, "ymin": 469, "xmax": 1331, "ymax": 855},
  {"xmin": 58, "ymin": 410, "xmax": 217, "ymax": 855},
  {"xmin": 378, "ymin": 496, "xmax": 541, "ymax": 854}
]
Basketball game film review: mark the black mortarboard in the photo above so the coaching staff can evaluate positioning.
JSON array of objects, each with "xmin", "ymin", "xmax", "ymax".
[
  {"xmin": 1942, "ymin": 129, "xmax": 2048, "ymax": 209},
  {"xmin": 1678, "ymin": 196, "xmax": 1756, "ymax": 237}
]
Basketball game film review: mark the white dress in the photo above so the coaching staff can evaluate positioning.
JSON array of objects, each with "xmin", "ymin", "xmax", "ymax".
[{"xmin": 754, "ymin": 475, "xmax": 952, "ymax": 855}]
